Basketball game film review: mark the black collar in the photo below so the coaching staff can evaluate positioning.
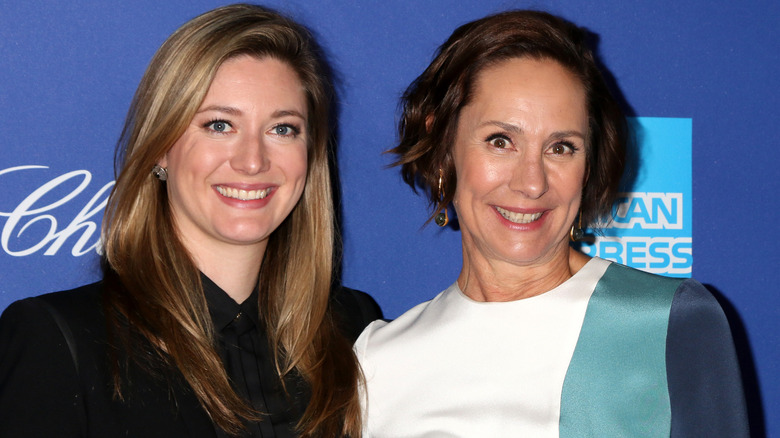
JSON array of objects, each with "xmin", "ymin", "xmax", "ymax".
[{"xmin": 201, "ymin": 274, "xmax": 261, "ymax": 332}]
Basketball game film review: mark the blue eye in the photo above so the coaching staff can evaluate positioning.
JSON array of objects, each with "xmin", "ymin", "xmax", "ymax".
[
  {"xmin": 272, "ymin": 124, "xmax": 300, "ymax": 137},
  {"xmin": 205, "ymin": 120, "xmax": 232, "ymax": 133}
]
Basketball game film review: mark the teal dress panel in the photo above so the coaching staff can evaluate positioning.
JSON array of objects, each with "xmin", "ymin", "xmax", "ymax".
[{"xmin": 559, "ymin": 263, "xmax": 683, "ymax": 437}]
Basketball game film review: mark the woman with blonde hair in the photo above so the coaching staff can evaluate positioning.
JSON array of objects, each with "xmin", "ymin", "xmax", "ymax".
[{"xmin": 0, "ymin": 4, "xmax": 380, "ymax": 437}]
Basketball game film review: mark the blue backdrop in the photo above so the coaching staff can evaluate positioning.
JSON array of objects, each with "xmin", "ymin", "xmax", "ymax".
[{"xmin": 1, "ymin": 1, "xmax": 777, "ymax": 435}]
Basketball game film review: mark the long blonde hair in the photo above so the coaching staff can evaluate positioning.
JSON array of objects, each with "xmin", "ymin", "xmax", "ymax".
[{"xmin": 101, "ymin": 4, "xmax": 360, "ymax": 436}]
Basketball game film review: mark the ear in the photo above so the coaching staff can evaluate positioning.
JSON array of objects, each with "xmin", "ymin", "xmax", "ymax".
[{"xmin": 158, "ymin": 153, "xmax": 168, "ymax": 169}]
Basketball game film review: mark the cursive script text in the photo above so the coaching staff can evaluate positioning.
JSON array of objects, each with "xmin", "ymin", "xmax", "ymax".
[{"xmin": 0, "ymin": 165, "xmax": 114, "ymax": 256}]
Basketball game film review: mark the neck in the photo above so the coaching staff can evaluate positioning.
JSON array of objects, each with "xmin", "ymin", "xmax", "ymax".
[
  {"xmin": 457, "ymin": 246, "xmax": 590, "ymax": 302},
  {"xmin": 183, "ymin": 238, "xmax": 266, "ymax": 304}
]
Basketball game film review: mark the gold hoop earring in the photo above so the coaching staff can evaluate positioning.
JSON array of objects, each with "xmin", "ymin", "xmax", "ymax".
[
  {"xmin": 434, "ymin": 168, "xmax": 449, "ymax": 227},
  {"xmin": 570, "ymin": 211, "xmax": 583, "ymax": 241}
]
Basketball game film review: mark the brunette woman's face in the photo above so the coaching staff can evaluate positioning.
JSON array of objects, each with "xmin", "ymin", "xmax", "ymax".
[
  {"xmin": 451, "ymin": 57, "xmax": 588, "ymax": 269},
  {"xmin": 160, "ymin": 55, "xmax": 308, "ymax": 257}
]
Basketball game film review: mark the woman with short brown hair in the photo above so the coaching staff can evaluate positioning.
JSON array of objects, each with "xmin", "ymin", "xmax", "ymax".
[{"xmin": 356, "ymin": 10, "xmax": 747, "ymax": 437}]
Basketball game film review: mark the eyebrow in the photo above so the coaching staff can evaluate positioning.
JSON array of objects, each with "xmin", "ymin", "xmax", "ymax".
[
  {"xmin": 481, "ymin": 120, "xmax": 586, "ymax": 140},
  {"xmin": 550, "ymin": 130, "xmax": 587, "ymax": 141},
  {"xmin": 272, "ymin": 109, "xmax": 306, "ymax": 119},
  {"xmin": 195, "ymin": 106, "xmax": 306, "ymax": 120},
  {"xmin": 196, "ymin": 105, "xmax": 243, "ymax": 116}
]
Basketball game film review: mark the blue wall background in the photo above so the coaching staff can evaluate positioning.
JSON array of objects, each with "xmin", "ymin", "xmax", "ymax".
[{"xmin": 1, "ymin": 1, "xmax": 777, "ymax": 435}]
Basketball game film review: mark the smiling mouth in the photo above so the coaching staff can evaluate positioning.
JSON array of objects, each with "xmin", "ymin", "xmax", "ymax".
[
  {"xmin": 216, "ymin": 186, "xmax": 272, "ymax": 201},
  {"xmin": 495, "ymin": 206, "xmax": 543, "ymax": 224}
]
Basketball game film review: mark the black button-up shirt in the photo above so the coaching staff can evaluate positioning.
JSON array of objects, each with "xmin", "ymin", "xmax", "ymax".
[{"xmin": 203, "ymin": 276, "xmax": 307, "ymax": 438}]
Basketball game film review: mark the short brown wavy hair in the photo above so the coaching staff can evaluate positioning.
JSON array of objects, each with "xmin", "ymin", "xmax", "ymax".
[{"xmin": 390, "ymin": 10, "xmax": 626, "ymax": 226}]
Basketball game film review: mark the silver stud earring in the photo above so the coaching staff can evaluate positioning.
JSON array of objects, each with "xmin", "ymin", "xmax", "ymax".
[{"xmin": 152, "ymin": 164, "xmax": 168, "ymax": 181}]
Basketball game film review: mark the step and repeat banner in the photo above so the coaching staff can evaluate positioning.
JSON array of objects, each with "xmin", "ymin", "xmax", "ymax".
[
  {"xmin": 579, "ymin": 117, "xmax": 693, "ymax": 276},
  {"xmin": 1, "ymin": 1, "xmax": 777, "ymax": 435}
]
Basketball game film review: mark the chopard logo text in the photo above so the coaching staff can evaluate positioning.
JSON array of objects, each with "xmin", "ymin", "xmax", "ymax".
[{"xmin": 0, "ymin": 165, "xmax": 114, "ymax": 257}]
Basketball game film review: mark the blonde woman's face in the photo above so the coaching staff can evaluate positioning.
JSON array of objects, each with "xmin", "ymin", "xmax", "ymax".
[{"xmin": 160, "ymin": 55, "xmax": 308, "ymax": 259}]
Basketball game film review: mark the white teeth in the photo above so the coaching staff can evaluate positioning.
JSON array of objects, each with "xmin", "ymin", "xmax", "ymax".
[
  {"xmin": 495, "ymin": 206, "xmax": 542, "ymax": 224},
  {"xmin": 216, "ymin": 186, "xmax": 272, "ymax": 200}
]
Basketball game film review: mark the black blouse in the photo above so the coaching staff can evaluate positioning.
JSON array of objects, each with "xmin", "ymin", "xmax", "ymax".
[
  {"xmin": 0, "ymin": 279, "xmax": 382, "ymax": 438},
  {"xmin": 203, "ymin": 276, "xmax": 306, "ymax": 437}
]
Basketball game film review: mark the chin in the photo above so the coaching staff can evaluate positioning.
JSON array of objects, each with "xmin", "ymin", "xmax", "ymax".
[
  {"xmin": 216, "ymin": 226, "xmax": 274, "ymax": 246},
  {"xmin": 493, "ymin": 240, "xmax": 565, "ymax": 265}
]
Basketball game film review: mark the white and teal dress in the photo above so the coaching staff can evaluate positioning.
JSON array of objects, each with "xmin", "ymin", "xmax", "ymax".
[{"xmin": 355, "ymin": 257, "xmax": 748, "ymax": 437}]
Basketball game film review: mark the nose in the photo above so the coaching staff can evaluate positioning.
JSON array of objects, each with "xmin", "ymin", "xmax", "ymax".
[
  {"xmin": 509, "ymin": 151, "xmax": 548, "ymax": 199},
  {"xmin": 230, "ymin": 134, "xmax": 270, "ymax": 175}
]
